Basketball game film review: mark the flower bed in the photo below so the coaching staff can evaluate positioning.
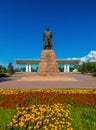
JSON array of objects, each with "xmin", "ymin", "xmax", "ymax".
[
  {"xmin": 7, "ymin": 103, "xmax": 72, "ymax": 130},
  {"xmin": 0, "ymin": 88, "xmax": 96, "ymax": 130},
  {"xmin": 0, "ymin": 89, "xmax": 96, "ymax": 108}
]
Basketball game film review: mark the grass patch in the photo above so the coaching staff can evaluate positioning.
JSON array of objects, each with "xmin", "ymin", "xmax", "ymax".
[
  {"xmin": 0, "ymin": 107, "xmax": 16, "ymax": 130},
  {"xmin": 81, "ymin": 106, "xmax": 96, "ymax": 130},
  {"xmin": 70, "ymin": 105, "xmax": 96, "ymax": 130}
]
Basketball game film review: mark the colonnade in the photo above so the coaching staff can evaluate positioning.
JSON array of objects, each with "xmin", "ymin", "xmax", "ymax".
[
  {"xmin": 25, "ymin": 64, "xmax": 70, "ymax": 72},
  {"xmin": 26, "ymin": 64, "xmax": 31, "ymax": 72},
  {"xmin": 64, "ymin": 64, "xmax": 70, "ymax": 72}
]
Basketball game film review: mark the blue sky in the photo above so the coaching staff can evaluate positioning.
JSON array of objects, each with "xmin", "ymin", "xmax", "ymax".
[{"xmin": 0, "ymin": 0, "xmax": 96, "ymax": 68}]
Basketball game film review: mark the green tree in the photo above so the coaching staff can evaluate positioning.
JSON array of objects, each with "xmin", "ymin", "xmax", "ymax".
[
  {"xmin": 82, "ymin": 62, "xmax": 87, "ymax": 74},
  {"xmin": 93, "ymin": 62, "xmax": 96, "ymax": 72},
  {"xmin": 14, "ymin": 68, "xmax": 21, "ymax": 72},
  {"xmin": 86, "ymin": 62, "xmax": 91, "ymax": 73},
  {"xmin": 8, "ymin": 62, "xmax": 14, "ymax": 75},
  {"xmin": 2, "ymin": 67, "xmax": 8, "ymax": 73},
  {"xmin": 0, "ymin": 65, "xmax": 3, "ymax": 73},
  {"xmin": 75, "ymin": 65, "xmax": 82, "ymax": 72},
  {"xmin": 81, "ymin": 62, "xmax": 96, "ymax": 74}
]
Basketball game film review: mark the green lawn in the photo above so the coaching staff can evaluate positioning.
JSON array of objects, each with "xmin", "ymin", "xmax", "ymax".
[
  {"xmin": 0, "ymin": 107, "xmax": 16, "ymax": 130},
  {"xmin": 70, "ymin": 105, "xmax": 96, "ymax": 130}
]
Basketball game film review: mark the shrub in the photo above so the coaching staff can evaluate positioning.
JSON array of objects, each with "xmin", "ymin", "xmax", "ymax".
[
  {"xmin": 0, "ymin": 73, "xmax": 10, "ymax": 78},
  {"xmin": 92, "ymin": 72, "xmax": 96, "ymax": 77}
]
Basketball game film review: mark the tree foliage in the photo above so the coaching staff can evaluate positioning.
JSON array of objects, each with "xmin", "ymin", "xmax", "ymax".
[
  {"xmin": 82, "ymin": 62, "xmax": 96, "ymax": 74},
  {"xmin": 0, "ymin": 65, "xmax": 8, "ymax": 73},
  {"xmin": 14, "ymin": 68, "xmax": 21, "ymax": 72},
  {"xmin": 8, "ymin": 62, "xmax": 14, "ymax": 75},
  {"xmin": 75, "ymin": 65, "xmax": 82, "ymax": 72}
]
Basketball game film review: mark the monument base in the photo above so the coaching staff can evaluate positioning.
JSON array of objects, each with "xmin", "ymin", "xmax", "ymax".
[{"xmin": 37, "ymin": 50, "xmax": 59, "ymax": 76}]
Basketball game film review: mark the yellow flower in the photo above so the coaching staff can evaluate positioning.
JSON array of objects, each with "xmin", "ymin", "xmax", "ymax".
[
  {"xmin": 43, "ymin": 126, "xmax": 48, "ymax": 130},
  {"xmin": 22, "ymin": 110, "xmax": 27, "ymax": 114},
  {"xmin": 50, "ymin": 124, "xmax": 55, "ymax": 128},
  {"xmin": 25, "ymin": 107, "xmax": 29, "ymax": 110},
  {"xmin": 37, "ymin": 112, "xmax": 41, "ymax": 115},
  {"xmin": 66, "ymin": 122, "xmax": 71, "ymax": 127},
  {"xmin": 13, "ymin": 115, "xmax": 17, "ymax": 118},
  {"xmin": 28, "ymin": 126, "xmax": 33, "ymax": 130},
  {"xmin": 12, "ymin": 119, "xmax": 17, "ymax": 123},
  {"xmin": 54, "ymin": 120, "xmax": 59, "ymax": 125},
  {"xmin": 14, "ymin": 124, "xmax": 18, "ymax": 127},
  {"xmin": 9, "ymin": 122, "xmax": 13, "ymax": 127},
  {"xmin": 19, "ymin": 121, "xmax": 24, "ymax": 127},
  {"xmin": 36, "ymin": 121, "xmax": 42, "ymax": 126},
  {"xmin": 43, "ymin": 119, "xmax": 49, "ymax": 124},
  {"xmin": 57, "ymin": 113, "xmax": 62, "ymax": 117},
  {"xmin": 54, "ymin": 125, "xmax": 58, "ymax": 129},
  {"xmin": 24, "ymin": 113, "xmax": 30, "ymax": 117},
  {"xmin": 67, "ymin": 128, "xmax": 73, "ymax": 130},
  {"xmin": 34, "ymin": 125, "xmax": 39, "ymax": 129},
  {"xmin": 58, "ymin": 125, "xmax": 62, "ymax": 129}
]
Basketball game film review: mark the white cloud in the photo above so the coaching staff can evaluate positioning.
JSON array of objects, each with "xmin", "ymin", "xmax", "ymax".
[
  {"xmin": 66, "ymin": 58, "xmax": 78, "ymax": 60},
  {"xmin": 80, "ymin": 51, "xmax": 96, "ymax": 63},
  {"xmin": 66, "ymin": 51, "xmax": 96, "ymax": 64},
  {"xmin": 80, "ymin": 57, "xmax": 87, "ymax": 62}
]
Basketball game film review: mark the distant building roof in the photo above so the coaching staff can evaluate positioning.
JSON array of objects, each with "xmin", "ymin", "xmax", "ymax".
[{"xmin": 15, "ymin": 59, "xmax": 80, "ymax": 64}]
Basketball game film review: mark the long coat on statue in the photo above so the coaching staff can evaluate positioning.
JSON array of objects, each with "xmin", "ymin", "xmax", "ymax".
[{"xmin": 43, "ymin": 29, "xmax": 52, "ymax": 49}]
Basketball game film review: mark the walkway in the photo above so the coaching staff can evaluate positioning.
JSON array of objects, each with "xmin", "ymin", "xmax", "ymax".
[{"xmin": 0, "ymin": 72, "xmax": 96, "ymax": 88}]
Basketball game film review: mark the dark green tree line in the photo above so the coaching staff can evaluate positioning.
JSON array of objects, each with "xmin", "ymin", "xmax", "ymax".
[
  {"xmin": 82, "ymin": 62, "xmax": 96, "ymax": 74},
  {"xmin": 76, "ymin": 62, "xmax": 96, "ymax": 74}
]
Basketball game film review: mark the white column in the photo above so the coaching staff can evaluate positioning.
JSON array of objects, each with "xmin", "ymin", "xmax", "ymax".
[
  {"xmin": 29, "ymin": 64, "xmax": 31, "ymax": 72},
  {"xmin": 66, "ymin": 64, "xmax": 70, "ymax": 72},
  {"xmin": 26, "ymin": 64, "xmax": 29, "ymax": 72},
  {"xmin": 64, "ymin": 64, "xmax": 67, "ymax": 72}
]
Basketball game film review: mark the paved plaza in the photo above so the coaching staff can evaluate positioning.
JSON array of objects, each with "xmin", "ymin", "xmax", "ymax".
[{"xmin": 0, "ymin": 72, "xmax": 96, "ymax": 88}]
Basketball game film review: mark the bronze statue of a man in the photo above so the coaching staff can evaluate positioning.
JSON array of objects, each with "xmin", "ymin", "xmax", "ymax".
[{"xmin": 43, "ymin": 27, "xmax": 52, "ymax": 50}]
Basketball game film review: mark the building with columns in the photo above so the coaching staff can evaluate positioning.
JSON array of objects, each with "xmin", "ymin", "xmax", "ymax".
[{"xmin": 15, "ymin": 59, "xmax": 80, "ymax": 72}]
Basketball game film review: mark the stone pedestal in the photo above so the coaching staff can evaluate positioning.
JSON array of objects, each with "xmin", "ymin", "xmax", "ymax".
[{"xmin": 37, "ymin": 50, "xmax": 59, "ymax": 76}]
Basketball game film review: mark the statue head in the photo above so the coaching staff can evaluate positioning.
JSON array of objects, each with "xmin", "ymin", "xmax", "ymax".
[{"xmin": 46, "ymin": 27, "xmax": 50, "ymax": 31}]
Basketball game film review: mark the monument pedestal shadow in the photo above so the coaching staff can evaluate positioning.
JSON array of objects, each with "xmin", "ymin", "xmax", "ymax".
[{"xmin": 37, "ymin": 50, "xmax": 59, "ymax": 76}]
